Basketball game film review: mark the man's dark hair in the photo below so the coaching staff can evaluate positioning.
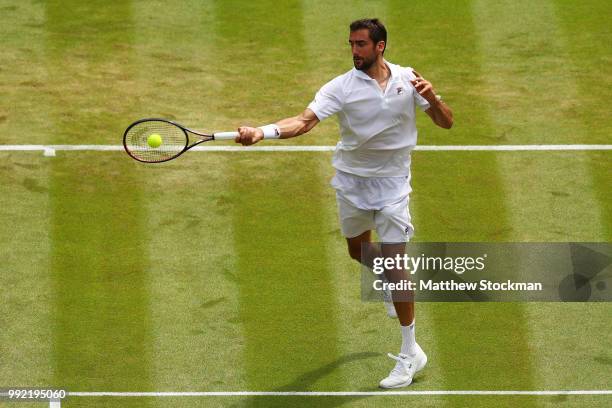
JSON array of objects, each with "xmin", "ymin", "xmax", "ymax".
[{"xmin": 349, "ymin": 18, "xmax": 387, "ymax": 53}]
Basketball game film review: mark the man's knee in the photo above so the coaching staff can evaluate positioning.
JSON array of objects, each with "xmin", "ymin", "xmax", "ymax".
[
  {"xmin": 346, "ymin": 230, "xmax": 371, "ymax": 263},
  {"xmin": 348, "ymin": 245, "xmax": 361, "ymax": 262}
]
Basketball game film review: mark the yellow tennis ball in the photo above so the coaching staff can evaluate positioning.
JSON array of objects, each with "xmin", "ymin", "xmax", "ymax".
[{"xmin": 147, "ymin": 133, "xmax": 162, "ymax": 148}]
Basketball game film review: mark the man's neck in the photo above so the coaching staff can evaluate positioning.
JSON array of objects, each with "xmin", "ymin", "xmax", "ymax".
[{"xmin": 364, "ymin": 58, "xmax": 389, "ymax": 82}]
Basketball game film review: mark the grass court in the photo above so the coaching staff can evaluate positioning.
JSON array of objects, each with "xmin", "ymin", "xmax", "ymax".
[{"xmin": 1, "ymin": 1, "xmax": 610, "ymax": 407}]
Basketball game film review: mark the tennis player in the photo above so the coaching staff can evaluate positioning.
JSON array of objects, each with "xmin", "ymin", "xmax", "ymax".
[{"xmin": 236, "ymin": 18, "xmax": 453, "ymax": 388}]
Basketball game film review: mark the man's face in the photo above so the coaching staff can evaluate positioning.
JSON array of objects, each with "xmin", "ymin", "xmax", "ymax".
[{"xmin": 349, "ymin": 29, "xmax": 383, "ymax": 71}]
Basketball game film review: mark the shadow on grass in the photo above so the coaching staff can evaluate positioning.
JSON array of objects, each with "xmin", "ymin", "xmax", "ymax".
[{"xmin": 231, "ymin": 352, "xmax": 380, "ymax": 408}]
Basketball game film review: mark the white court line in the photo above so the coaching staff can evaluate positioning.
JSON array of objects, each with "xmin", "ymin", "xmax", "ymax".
[
  {"xmin": 66, "ymin": 390, "xmax": 612, "ymax": 396},
  {"xmin": 0, "ymin": 144, "xmax": 611, "ymax": 153},
  {"xmin": 3, "ymin": 390, "xmax": 609, "ymax": 407}
]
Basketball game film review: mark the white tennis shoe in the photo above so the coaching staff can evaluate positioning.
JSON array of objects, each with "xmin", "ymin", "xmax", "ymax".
[{"xmin": 379, "ymin": 343, "xmax": 427, "ymax": 389}]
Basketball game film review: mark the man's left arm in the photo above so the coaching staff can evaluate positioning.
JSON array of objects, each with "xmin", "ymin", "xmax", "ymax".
[{"xmin": 410, "ymin": 70, "xmax": 453, "ymax": 129}]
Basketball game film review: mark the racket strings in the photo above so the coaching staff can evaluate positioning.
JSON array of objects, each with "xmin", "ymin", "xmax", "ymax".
[{"xmin": 124, "ymin": 121, "xmax": 188, "ymax": 162}]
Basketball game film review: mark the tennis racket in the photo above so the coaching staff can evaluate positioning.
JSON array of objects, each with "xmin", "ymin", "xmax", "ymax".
[{"xmin": 123, "ymin": 118, "xmax": 239, "ymax": 163}]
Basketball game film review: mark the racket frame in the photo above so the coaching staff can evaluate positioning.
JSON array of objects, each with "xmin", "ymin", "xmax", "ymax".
[{"xmin": 123, "ymin": 118, "xmax": 237, "ymax": 163}]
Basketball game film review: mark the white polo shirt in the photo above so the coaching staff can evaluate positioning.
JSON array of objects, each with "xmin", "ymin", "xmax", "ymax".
[{"xmin": 308, "ymin": 60, "xmax": 430, "ymax": 177}]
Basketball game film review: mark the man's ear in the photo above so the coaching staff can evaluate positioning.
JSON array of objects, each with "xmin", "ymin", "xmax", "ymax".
[{"xmin": 377, "ymin": 41, "xmax": 386, "ymax": 53}]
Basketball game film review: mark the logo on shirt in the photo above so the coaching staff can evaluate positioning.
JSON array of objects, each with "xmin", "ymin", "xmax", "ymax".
[{"xmin": 396, "ymin": 87, "xmax": 404, "ymax": 95}]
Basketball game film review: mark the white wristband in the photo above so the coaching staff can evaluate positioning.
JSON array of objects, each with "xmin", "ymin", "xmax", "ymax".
[{"xmin": 258, "ymin": 124, "xmax": 281, "ymax": 139}]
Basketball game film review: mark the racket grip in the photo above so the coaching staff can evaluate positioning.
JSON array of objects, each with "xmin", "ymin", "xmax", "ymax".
[{"xmin": 213, "ymin": 131, "xmax": 240, "ymax": 140}]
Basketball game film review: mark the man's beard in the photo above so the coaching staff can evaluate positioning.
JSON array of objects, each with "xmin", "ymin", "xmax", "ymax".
[{"xmin": 353, "ymin": 56, "xmax": 375, "ymax": 71}]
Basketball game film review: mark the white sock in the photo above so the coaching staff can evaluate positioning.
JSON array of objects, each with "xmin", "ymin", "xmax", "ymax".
[{"xmin": 400, "ymin": 321, "xmax": 416, "ymax": 355}]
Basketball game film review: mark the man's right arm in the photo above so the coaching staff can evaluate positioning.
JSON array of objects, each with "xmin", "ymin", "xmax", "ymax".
[{"xmin": 235, "ymin": 108, "xmax": 320, "ymax": 146}]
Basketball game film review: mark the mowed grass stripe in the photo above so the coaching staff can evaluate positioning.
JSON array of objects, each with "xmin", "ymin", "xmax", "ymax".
[
  {"xmin": 42, "ymin": 1, "xmax": 142, "ymax": 145},
  {"xmin": 316, "ymin": 156, "xmax": 394, "ymax": 393},
  {"xmin": 304, "ymin": 1, "xmax": 538, "ymax": 404},
  {"xmin": 126, "ymin": 1, "xmax": 232, "ymax": 133},
  {"xmin": 524, "ymin": 301, "xmax": 612, "ymax": 394},
  {"xmin": 472, "ymin": 2, "xmax": 608, "ymax": 406},
  {"xmin": 226, "ymin": 154, "xmax": 343, "ymax": 394},
  {"xmin": 301, "ymin": 4, "xmax": 486, "ymax": 404},
  {"xmin": 212, "ymin": 1, "xmax": 342, "ymax": 403},
  {"xmin": 552, "ymin": 0, "xmax": 611, "ymax": 146},
  {"xmin": 138, "ymin": 156, "xmax": 248, "ymax": 394},
  {"xmin": 391, "ymin": 1, "xmax": 537, "ymax": 404},
  {"xmin": 0, "ymin": 1, "xmax": 49, "ymax": 145},
  {"xmin": 130, "ymin": 1, "xmax": 248, "ymax": 397},
  {"xmin": 472, "ymin": 0, "xmax": 605, "ymax": 241},
  {"xmin": 411, "ymin": 154, "xmax": 543, "ymax": 402},
  {"xmin": 472, "ymin": 0, "xmax": 602, "ymax": 146},
  {"xmin": 49, "ymin": 154, "xmax": 153, "ymax": 396},
  {"xmin": 0, "ymin": 1, "xmax": 53, "ymax": 389},
  {"xmin": 45, "ymin": 2, "xmax": 154, "ymax": 402},
  {"xmin": 553, "ymin": 0, "xmax": 612, "ymax": 240},
  {"xmin": 584, "ymin": 151, "xmax": 612, "ymax": 241},
  {"xmin": 522, "ymin": 0, "xmax": 611, "ymax": 399},
  {"xmin": 0, "ymin": 154, "xmax": 53, "ymax": 387},
  {"xmin": 303, "ymin": 1, "xmax": 419, "ymax": 400}
]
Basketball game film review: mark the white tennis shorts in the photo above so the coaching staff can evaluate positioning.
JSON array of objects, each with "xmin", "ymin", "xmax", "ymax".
[{"xmin": 331, "ymin": 170, "xmax": 414, "ymax": 243}]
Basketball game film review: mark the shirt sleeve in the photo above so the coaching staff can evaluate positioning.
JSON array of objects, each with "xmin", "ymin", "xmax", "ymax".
[
  {"xmin": 404, "ymin": 67, "xmax": 431, "ymax": 111},
  {"xmin": 307, "ymin": 76, "xmax": 344, "ymax": 121}
]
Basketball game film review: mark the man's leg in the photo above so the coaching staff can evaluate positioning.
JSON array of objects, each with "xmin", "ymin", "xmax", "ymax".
[
  {"xmin": 380, "ymin": 243, "xmax": 414, "ymax": 326},
  {"xmin": 375, "ymin": 202, "xmax": 426, "ymax": 389},
  {"xmin": 348, "ymin": 234, "xmax": 425, "ymax": 388},
  {"xmin": 347, "ymin": 233, "xmax": 407, "ymax": 319},
  {"xmin": 346, "ymin": 230, "xmax": 374, "ymax": 264}
]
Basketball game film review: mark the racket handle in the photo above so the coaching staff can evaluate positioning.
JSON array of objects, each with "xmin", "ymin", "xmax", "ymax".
[{"xmin": 213, "ymin": 131, "xmax": 240, "ymax": 140}]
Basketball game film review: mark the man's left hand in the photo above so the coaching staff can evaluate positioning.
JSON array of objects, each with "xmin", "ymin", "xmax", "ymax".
[{"xmin": 410, "ymin": 70, "xmax": 437, "ymax": 105}]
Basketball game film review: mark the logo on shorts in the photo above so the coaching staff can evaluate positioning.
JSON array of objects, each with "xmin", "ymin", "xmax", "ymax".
[
  {"xmin": 397, "ymin": 87, "xmax": 404, "ymax": 95},
  {"xmin": 405, "ymin": 226, "xmax": 411, "ymax": 234}
]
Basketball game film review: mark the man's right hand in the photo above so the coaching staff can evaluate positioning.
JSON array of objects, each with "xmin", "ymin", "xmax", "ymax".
[{"xmin": 236, "ymin": 126, "xmax": 264, "ymax": 146}]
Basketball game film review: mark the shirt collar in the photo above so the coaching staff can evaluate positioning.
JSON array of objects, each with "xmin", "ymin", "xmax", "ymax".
[{"xmin": 352, "ymin": 59, "xmax": 397, "ymax": 81}]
